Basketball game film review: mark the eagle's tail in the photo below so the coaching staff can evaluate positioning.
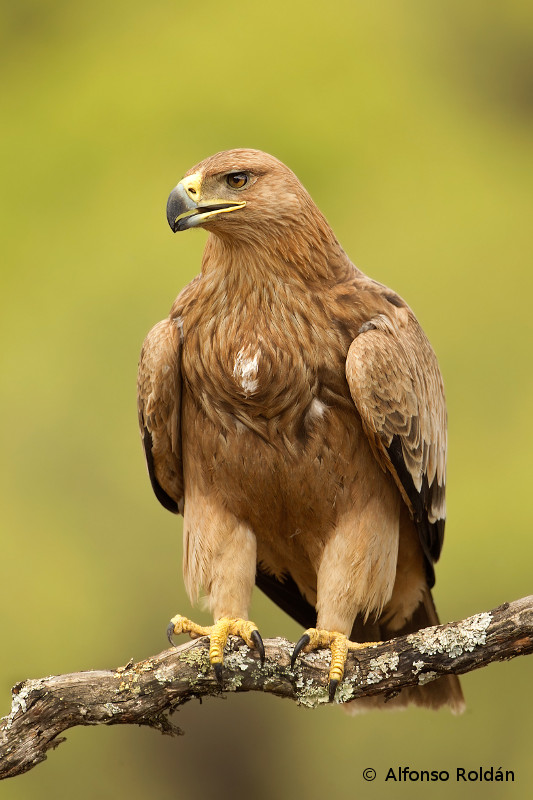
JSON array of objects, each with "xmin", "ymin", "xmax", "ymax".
[{"xmin": 346, "ymin": 591, "xmax": 465, "ymax": 714}]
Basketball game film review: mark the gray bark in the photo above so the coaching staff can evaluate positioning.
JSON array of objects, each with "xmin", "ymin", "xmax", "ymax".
[{"xmin": 1, "ymin": 595, "xmax": 532, "ymax": 780}]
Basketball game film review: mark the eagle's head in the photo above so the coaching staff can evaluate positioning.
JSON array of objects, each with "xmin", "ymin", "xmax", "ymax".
[{"xmin": 166, "ymin": 149, "xmax": 315, "ymax": 239}]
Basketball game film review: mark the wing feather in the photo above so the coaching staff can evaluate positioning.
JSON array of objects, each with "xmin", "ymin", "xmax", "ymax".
[
  {"xmin": 346, "ymin": 311, "xmax": 446, "ymax": 585},
  {"xmin": 137, "ymin": 318, "xmax": 183, "ymax": 514}
]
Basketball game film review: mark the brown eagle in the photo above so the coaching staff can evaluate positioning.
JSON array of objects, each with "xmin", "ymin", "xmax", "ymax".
[{"xmin": 137, "ymin": 149, "xmax": 464, "ymax": 710}]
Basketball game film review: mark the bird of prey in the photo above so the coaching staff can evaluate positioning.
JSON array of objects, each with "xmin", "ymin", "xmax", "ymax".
[{"xmin": 137, "ymin": 149, "xmax": 464, "ymax": 710}]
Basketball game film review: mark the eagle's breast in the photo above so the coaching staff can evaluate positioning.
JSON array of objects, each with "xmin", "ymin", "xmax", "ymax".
[{"xmin": 232, "ymin": 345, "xmax": 261, "ymax": 397}]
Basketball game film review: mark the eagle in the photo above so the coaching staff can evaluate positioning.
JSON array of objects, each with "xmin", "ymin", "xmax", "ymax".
[{"xmin": 137, "ymin": 149, "xmax": 464, "ymax": 710}]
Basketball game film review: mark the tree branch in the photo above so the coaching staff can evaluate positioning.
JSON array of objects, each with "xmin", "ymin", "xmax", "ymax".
[{"xmin": 1, "ymin": 596, "xmax": 532, "ymax": 780}]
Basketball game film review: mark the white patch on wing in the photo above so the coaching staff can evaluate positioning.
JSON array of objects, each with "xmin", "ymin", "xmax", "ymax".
[{"xmin": 233, "ymin": 347, "xmax": 260, "ymax": 395}]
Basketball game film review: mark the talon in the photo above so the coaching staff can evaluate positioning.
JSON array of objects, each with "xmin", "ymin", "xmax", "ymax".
[
  {"xmin": 291, "ymin": 628, "xmax": 375, "ymax": 699},
  {"xmin": 213, "ymin": 662, "xmax": 223, "ymax": 685},
  {"xmin": 328, "ymin": 678, "xmax": 339, "ymax": 702},
  {"xmin": 166, "ymin": 614, "xmax": 263, "ymax": 680},
  {"xmin": 291, "ymin": 633, "xmax": 311, "ymax": 669},
  {"xmin": 251, "ymin": 629, "xmax": 265, "ymax": 666},
  {"xmin": 167, "ymin": 621, "xmax": 177, "ymax": 646}
]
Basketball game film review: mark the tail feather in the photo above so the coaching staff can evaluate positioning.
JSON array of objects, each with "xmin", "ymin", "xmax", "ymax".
[{"xmin": 347, "ymin": 592, "xmax": 465, "ymax": 714}]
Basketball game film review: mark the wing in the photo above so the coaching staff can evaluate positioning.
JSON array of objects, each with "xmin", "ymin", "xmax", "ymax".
[
  {"xmin": 137, "ymin": 318, "xmax": 183, "ymax": 514},
  {"xmin": 345, "ymin": 310, "xmax": 446, "ymax": 586}
]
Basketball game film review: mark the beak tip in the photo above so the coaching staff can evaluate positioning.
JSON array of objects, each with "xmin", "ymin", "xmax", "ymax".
[{"xmin": 166, "ymin": 185, "xmax": 192, "ymax": 233}]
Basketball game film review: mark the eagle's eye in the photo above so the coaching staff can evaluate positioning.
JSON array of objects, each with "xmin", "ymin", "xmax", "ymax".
[{"xmin": 226, "ymin": 172, "xmax": 248, "ymax": 190}]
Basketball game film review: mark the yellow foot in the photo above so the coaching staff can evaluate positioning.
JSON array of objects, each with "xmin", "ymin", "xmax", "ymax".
[
  {"xmin": 291, "ymin": 628, "xmax": 380, "ymax": 702},
  {"xmin": 167, "ymin": 615, "xmax": 265, "ymax": 683}
]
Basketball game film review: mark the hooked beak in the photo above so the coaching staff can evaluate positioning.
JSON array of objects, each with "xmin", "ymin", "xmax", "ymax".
[{"xmin": 166, "ymin": 178, "xmax": 246, "ymax": 233}]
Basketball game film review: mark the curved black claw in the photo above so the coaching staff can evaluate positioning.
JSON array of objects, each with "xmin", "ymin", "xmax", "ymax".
[
  {"xmin": 251, "ymin": 629, "xmax": 265, "ymax": 666},
  {"xmin": 213, "ymin": 662, "xmax": 223, "ymax": 686},
  {"xmin": 291, "ymin": 633, "xmax": 311, "ymax": 670},
  {"xmin": 166, "ymin": 621, "xmax": 176, "ymax": 646},
  {"xmin": 328, "ymin": 679, "xmax": 339, "ymax": 703}
]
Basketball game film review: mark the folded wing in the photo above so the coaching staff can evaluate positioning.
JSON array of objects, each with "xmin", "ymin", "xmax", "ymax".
[
  {"xmin": 346, "ymin": 311, "xmax": 447, "ymax": 586},
  {"xmin": 137, "ymin": 318, "xmax": 184, "ymax": 514}
]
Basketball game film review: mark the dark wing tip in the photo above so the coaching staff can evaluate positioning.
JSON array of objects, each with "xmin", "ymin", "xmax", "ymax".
[
  {"xmin": 143, "ymin": 428, "xmax": 180, "ymax": 514},
  {"xmin": 255, "ymin": 567, "xmax": 317, "ymax": 630},
  {"xmin": 386, "ymin": 434, "xmax": 444, "ymax": 587}
]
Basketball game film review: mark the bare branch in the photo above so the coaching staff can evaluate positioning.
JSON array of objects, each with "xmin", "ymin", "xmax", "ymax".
[{"xmin": 1, "ymin": 596, "xmax": 532, "ymax": 780}]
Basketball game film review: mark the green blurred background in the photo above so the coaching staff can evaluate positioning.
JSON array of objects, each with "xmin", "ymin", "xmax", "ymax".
[{"xmin": 1, "ymin": 0, "xmax": 532, "ymax": 797}]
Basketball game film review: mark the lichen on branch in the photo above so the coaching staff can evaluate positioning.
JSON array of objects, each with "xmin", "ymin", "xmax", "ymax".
[{"xmin": 1, "ymin": 596, "xmax": 532, "ymax": 781}]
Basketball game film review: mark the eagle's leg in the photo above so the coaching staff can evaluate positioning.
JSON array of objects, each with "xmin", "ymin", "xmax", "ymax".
[
  {"xmin": 167, "ymin": 615, "xmax": 264, "ymax": 683},
  {"xmin": 291, "ymin": 485, "xmax": 400, "ymax": 700},
  {"xmin": 291, "ymin": 628, "xmax": 379, "ymax": 701},
  {"xmin": 170, "ymin": 506, "xmax": 263, "ymax": 682}
]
